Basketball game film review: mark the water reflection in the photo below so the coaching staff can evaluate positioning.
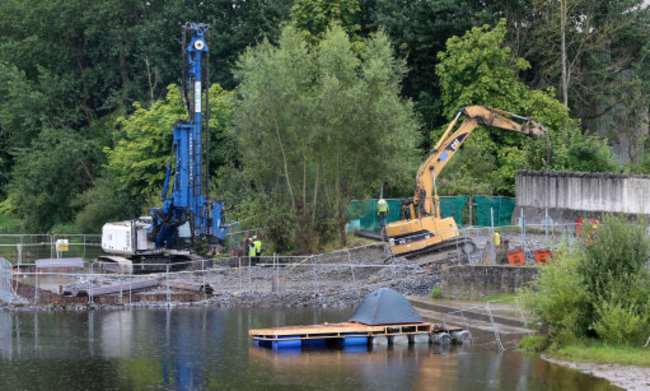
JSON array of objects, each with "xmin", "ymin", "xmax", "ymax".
[{"xmin": 0, "ymin": 308, "xmax": 622, "ymax": 390}]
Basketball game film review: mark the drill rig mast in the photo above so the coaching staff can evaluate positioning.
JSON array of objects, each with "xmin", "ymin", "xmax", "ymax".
[{"xmin": 101, "ymin": 23, "xmax": 226, "ymax": 271}]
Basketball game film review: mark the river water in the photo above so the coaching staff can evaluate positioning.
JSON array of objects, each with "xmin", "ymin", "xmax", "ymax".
[{"xmin": 0, "ymin": 307, "xmax": 620, "ymax": 390}]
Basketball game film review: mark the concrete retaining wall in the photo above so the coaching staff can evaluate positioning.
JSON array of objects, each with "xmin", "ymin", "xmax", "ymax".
[
  {"xmin": 441, "ymin": 265, "xmax": 539, "ymax": 299},
  {"xmin": 515, "ymin": 171, "xmax": 650, "ymax": 224}
]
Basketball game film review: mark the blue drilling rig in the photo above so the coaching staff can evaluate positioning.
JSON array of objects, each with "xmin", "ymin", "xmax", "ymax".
[{"xmin": 101, "ymin": 23, "xmax": 226, "ymax": 271}]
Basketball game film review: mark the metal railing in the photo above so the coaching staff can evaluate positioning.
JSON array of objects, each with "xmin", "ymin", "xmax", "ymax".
[
  {"xmin": 0, "ymin": 234, "xmax": 103, "ymax": 264},
  {"xmin": 0, "ymin": 257, "xmax": 17, "ymax": 304},
  {"xmin": 441, "ymin": 297, "xmax": 531, "ymax": 352}
]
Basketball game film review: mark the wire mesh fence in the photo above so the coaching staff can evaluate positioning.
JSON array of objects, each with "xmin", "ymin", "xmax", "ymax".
[
  {"xmin": 0, "ymin": 257, "xmax": 18, "ymax": 304},
  {"xmin": 440, "ymin": 298, "xmax": 531, "ymax": 351},
  {"xmin": 7, "ymin": 256, "xmax": 411, "ymax": 305},
  {"xmin": 0, "ymin": 234, "xmax": 103, "ymax": 264}
]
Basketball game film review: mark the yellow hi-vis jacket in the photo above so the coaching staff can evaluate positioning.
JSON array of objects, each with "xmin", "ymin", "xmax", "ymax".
[
  {"xmin": 377, "ymin": 199, "xmax": 389, "ymax": 214},
  {"xmin": 248, "ymin": 243, "xmax": 257, "ymax": 257},
  {"xmin": 253, "ymin": 240, "xmax": 262, "ymax": 255}
]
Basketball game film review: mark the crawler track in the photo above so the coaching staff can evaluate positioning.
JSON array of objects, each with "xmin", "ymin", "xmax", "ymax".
[{"xmin": 402, "ymin": 236, "xmax": 477, "ymax": 267}]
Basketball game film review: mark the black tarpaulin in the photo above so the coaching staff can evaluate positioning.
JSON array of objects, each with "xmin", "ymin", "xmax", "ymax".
[{"xmin": 349, "ymin": 287, "xmax": 423, "ymax": 325}]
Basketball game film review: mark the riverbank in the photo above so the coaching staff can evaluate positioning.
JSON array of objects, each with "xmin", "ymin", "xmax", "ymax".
[{"xmin": 542, "ymin": 355, "xmax": 650, "ymax": 391}]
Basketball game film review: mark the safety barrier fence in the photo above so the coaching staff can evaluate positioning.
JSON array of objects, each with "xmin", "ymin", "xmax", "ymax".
[
  {"xmin": 441, "ymin": 297, "xmax": 531, "ymax": 352},
  {"xmin": 459, "ymin": 222, "xmax": 580, "ymax": 266},
  {"xmin": 0, "ymin": 219, "xmax": 597, "ymax": 309},
  {"xmin": 0, "ymin": 234, "xmax": 103, "ymax": 264},
  {"xmin": 0, "ymin": 257, "xmax": 18, "ymax": 304},
  {"xmin": 7, "ymin": 256, "xmax": 417, "ymax": 306}
]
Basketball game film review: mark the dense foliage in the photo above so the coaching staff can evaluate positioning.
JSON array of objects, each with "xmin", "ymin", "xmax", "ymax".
[
  {"xmin": 0, "ymin": 1, "xmax": 648, "ymax": 245},
  {"xmin": 433, "ymin": 20, "xmax": 620, "ymax": 195},
  {"xmin": 520, "ymin": 215, "xmax": 650, "ymax": 347},
  {"xmin": 232, "ymin": 25, "xmax": 419, "ymax": 250}
]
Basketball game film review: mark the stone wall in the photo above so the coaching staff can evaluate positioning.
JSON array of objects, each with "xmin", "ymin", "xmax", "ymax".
[
  {"xmin": 441, "ymin": 265, "xmax": 539, "ymax": 299},
  {"xmin": 514, "ymin": 170, "xmax": 650, "ymax": 224}
]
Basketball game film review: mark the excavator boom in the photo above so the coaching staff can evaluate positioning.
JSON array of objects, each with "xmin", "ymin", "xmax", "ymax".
[
  {"xmin": 387, "ymin": 105, "xmax": 547, "ymax": 257},
  {"xmin": 415, "ymin": 106, "xmax": 546, "ymax": 217}
]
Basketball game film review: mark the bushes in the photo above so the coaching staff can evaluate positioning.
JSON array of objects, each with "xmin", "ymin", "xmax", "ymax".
[
  {"xmin": 593, "ymin": 299, "xmax": 649, "ymax": 346},
  {"xmin": 520, "ymin": 214, "xmax": 650, "ymax": 347},
  {"xmin": 519, "ymin": 253, "xmax": 589, "ymax": 345}
]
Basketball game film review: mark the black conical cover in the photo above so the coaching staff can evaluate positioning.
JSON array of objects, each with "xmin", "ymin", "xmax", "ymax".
[{"xmin": 349, "ymin": 287, "xmax": 423, "ymax": 325}]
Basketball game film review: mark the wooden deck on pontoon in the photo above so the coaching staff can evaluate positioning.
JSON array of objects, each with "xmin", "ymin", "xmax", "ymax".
[{"xmin": 249, "ymin": 321, "xmax": 461, "ymax": 341}]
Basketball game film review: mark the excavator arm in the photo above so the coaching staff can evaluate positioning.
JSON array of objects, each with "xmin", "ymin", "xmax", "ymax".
[{"xmin": 414, "ymin": 105, "xmax": 547, "ymax": 218}]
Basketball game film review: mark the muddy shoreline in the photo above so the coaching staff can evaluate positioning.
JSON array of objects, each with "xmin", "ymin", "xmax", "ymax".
[{"xmin": 542, "ymin": 355, "xmax": 650, "ymax": 391}]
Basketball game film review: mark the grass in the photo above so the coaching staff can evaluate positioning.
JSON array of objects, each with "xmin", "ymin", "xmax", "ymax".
[
  {"xmin": 521, "ymin": 336, "xmax": 650, "ymax": 367},
  {"xmin": 548, "ymin": 340, "xmax": 650, "ymax": 367}
]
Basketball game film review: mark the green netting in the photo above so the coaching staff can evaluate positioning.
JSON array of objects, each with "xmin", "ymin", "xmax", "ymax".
[
  {"xmin": 348, "ymin": 196, "xmax": 468, "ymax": 232},
  {"xmin": 440, "ymin": 196, "xmax": 468, "ymax": 228},
  {"xmin": 475, "ymin": 196, "xmax": 516, "ymax": 227},
  {"xmin": 348, "ymin": 199, "xmax": 402, "ymax": 232}
]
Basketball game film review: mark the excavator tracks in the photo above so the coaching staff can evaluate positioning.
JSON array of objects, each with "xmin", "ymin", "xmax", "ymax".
[{"xmin": 402, "ymin": 236, "xmax": 477, "ymax": 268}]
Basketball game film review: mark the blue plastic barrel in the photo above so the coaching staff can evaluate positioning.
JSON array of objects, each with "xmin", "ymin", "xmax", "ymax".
[{"xmin": 272, "ymin": 335, "xmax": 302, "ymax": 349}]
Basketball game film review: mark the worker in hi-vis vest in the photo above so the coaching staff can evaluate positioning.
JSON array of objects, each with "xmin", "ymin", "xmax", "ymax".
[
  {"xmin": 248, "ymin": 237, "xmax": 257, "ymax": 266},
  {"xmin": 376, "ymin": 198, "xmax": 389, "ymax": 231},
  {"xmin": 253, "ymin": 235, "xmax": 262, "ymax": 261}
]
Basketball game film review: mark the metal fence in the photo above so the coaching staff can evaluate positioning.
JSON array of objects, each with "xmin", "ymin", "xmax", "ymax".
[
  {"xmin": 0, "ymin": 257, "xmax": 17, "ymax": 304},
  {"xmin": 0, "ymin": 219, "xmax": 591, "ymax": 310},
  {"xmin": 441, "ymin": 298, "xmax": 531, "ymax": 351},
  {"xmin": 0, "ymin": 234, "xmax": 103, "ymax": 264},
  {"xmin": 458, "ymin": 222, "xmax": 580, "ymax": 266}
]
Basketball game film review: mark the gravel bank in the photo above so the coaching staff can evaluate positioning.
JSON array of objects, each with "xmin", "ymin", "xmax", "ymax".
[{"xmin": 542, "ymin": 355, "xmax": 650, "ymax": 391}]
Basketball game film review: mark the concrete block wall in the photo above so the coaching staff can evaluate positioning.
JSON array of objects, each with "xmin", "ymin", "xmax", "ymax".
[
  {"xmin": 441, "ymin": 265, "xmax": 539, "ymax": 299},
  {"xmin": 515, "ymin": 171, "xmax": 650, "ymax": 224}
]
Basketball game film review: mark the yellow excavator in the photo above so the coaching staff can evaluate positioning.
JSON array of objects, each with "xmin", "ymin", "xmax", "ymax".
[{"xmin": 386, "ymin": 105, "xmax": 547, "ymax": 257}]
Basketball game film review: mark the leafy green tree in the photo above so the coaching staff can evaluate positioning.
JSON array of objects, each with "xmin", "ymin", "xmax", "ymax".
[
  {"xmin": 93, "ymin": 84, "xmax": 234, "ymax": 226},
  {"xmin": 290, "ymin": 0, "xmax": 361, "ymax": 44},
  {"xmin": 434, "ymin": 20, "xmax": 619, "ymax": 195},
  {"xmin": 0, "ymin": 62, "xmax": 45, "ymax": 194},
  {"xmin": 529, "ymin": 0, "xmax": 650, "ymax": 164},
  {"xmin": 233, "ymin": 25, "xmax": 420, "ymax": 250},
  {"xmin": 369, "ymin": 0, "xmax": 502, "ymax": 132},
  {"xmin": 6, "ymin": 127, "xmax": 102, "ymax": 232}
]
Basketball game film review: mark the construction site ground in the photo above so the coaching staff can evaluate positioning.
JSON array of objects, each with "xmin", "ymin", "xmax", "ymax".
[{"xmin": 2, "ymin": 229, "xmax": 563, "ymax": 312}]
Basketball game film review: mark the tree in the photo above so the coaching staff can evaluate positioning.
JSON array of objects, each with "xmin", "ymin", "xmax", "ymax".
[
  {"xmin": 529, "ymin": 0, "xmax": 650, "ymax": 163},
  {"xmin": 434, "ymin": 20, "xmax": 619, "ymax": 195},
  {"xmin": 290, "ymin": 0, "xmax": 362, "ymax": 44},
  {"xmin": 233, "ymin": 25, "xmax": 420, "ymax": 250},
  {"xmin": 105, "ymin": 83, "xmax": 233, "ymax": 200},
  {"xmin": 0, "ymin": 62, "xmax": 45, "ymax": 195},
  {"xmin": 69, "ymin": 84, "xmax": 236, "ymax": 234},
  {"xmin": 368, "ymin": 0, "xmax": 502, "ymax": 132},
  {"xmin": 6, "ymin": 127, "xmax": 102, "ymax": 232}
]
